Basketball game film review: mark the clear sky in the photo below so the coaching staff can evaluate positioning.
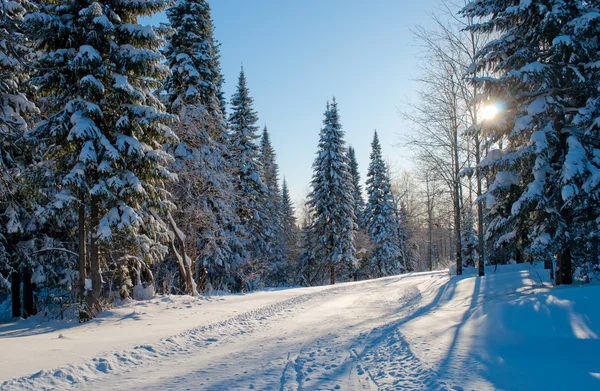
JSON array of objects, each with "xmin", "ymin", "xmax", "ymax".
[{"xmin": 148, "ymin": 0, "xmax": 439, "ymax": 207}]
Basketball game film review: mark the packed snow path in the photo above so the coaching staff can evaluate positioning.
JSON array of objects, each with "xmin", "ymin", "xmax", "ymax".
[{"xmin": 2, "ymin": 265, "xmax": 600, "ymax": 390}]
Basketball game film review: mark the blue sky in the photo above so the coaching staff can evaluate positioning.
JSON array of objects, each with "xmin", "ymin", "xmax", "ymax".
[{"xmin": 148, "ymin": 0, "xmax": 438, "ymax": 206}]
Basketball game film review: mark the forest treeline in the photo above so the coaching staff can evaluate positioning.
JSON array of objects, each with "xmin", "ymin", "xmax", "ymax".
[{"xmin": 0, "ymin": 0, "xmax": 413, "ymax": 319}]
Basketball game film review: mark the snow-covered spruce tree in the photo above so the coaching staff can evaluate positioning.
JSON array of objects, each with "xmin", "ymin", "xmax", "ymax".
[
  {"xmin": 229, "ymin": 68, "xmax": 272, "ymax": 289},
  {"xmin": 463, "ymin": 1, "xmax": 600, "ymax": 284},
  {"xmin": 165, "ymin": 0, "xmax": 226, "ymax": 141},
  {"xmin": 280, "ymin": 178, "xmax": 299, "ymax": 280},
  {"xmin": 260, "ymin": 126, "xmax": 287, "ymax": 284},
  {"xmin": 0, "ymin": 0, "xmax": 40, "ymax": 315},
  {"xmin": 260, "ymin": 126, "xmax": 282, "ymax": 210},
  {"xmin": 0, "ymin": 1, "xmax": 78, "ymax": 318},
  {"xmin": 347, "ymin": 145, "xmax": 371, "ymax": 279},
  {"xmin": 0, "ymin": 0, "xmax": 37, "ymax": 151},
  {"xmin": 307, "ymin": 99, "xmax": 356, "ymax": 284},
  {"xmin": 347, "ymin": 146, "xmax": 365, "ymax": 225},
  {"xmin": 363, "ymin": 131, "xmax": 402, "ymax": 277},
  {"xmin": 163, "ymin": 0, "xmax": 246, "ymax": 294},
  {"xmin": 26, "ymin": 0, "xmax": 177, "ymax": 306},
  {"xmin": 216, "ymin": 76, "xmax": 227, "ymax": 122}
]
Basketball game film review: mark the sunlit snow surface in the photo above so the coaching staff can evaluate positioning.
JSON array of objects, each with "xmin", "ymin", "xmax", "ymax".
[{"xmin": 1, "ymin": 264, "xmax": 599, "ymax": 390}]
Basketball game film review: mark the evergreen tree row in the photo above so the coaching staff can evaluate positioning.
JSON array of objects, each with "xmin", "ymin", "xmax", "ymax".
[
  {"xmin": 302, "ymin": 102, "xmax": 414, "ymax": 285},
  {"xmin": 0, "ymin": 0, "xmax": 414, "ymax": 319},
  {"xmin": 0, "ymin": 0, "xmax": 300, "ymax": 319}
]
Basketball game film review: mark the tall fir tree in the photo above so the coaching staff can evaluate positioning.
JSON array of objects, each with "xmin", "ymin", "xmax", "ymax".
[
  {"xmin": 0, "ymin": 0, "xmax": 42, "ymax": 316},
  {"xmin": 298, "ymin": 203, "xmax": 317, "ymax": 285},
  {"xmin": 347, "ymin": 146, "xmax": 365, "ymax": 226},
  {"xmin": 281, "ymin": 179, "xmax": 298, "ymax": 238},
  {"xmin": 347, "ymin": 145, "xmax": 371, "ymax": 279},
  {"xmin": 280, "ymin": 178, "xmax": 299, "ymax": 279},
  {"xmin": 163, "ymin": 0, "xmax": 246, "ymax": 293},
  {"xmin": 0, "ymin": 0, "xmax": 37, "ymax": 158},
  {"xmin": 364, "ymin": 131, "xmax": 402, "ymax": 277},
  {"xmin": 229, "ymin": 68, "xmax": 272, "ymax": 287},
  {"xmin": 26, "ymin": 0, "xmax": 177, "ymax": 306},
  {"xmin": 165, "ymin": 0, "xmax": 226, "ymax": 141},
  {"xmin": 463, "ymin": 0, "xmax": 600, "ymax": 284},
  {"xmin": 260, "ymin": 126, "xmax": 286, "ymax": 283},
  {"xmin": 307, "ymin": 99, "xmax": 356, "ymax": 284},
  {"xmin": 260, "ymin": 126, "xmax": 281, "ymax": 202}
]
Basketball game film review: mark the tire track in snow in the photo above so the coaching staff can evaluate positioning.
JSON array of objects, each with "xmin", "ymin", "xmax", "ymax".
[
  {"xmin": 357, "ymin": 328, "xmax": 446, "ymax": 391},
  {"xmin": 1, "ymin": 283, "xmax": 358, "ymax": 391},
  {"xmin": 279, "ymin": 352, "xmax": 302, "ymax": 391},
  {"xmin": 275, "ymin": 283, "xmax": 430, "ymax": 391},
  {"xmin": 277, "ymin": 334, "xmax": 354, "ymax": 391},
  {"xmin": 352, "ymin": 279, "xmax": 463, "ymax": 391}
]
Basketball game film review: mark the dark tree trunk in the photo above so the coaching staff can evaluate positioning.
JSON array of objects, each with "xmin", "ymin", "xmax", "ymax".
[
  {"xmin": 555, "ymin": 132, "xmax": 573, "ymax": 286},
  {"xmin": 428, "ymin": 246, "xmax": 433, "ymax": 271},
  {"xmin": 87, "ymin": 200, "xmax": 102, "ymax": 307},
  {"xmin": 454, "ymin": 194, "xmax": 463, "ymax": 275},
  {"xmin": 11, "ymin": 270, "xmax": 21, "ymax": 318},
  {"xmin": 78, "ymin": 197, "xmax": 87, "ymax": 300},
  {"xmin": 515, "ymin": 247, "xmax": 523, "ymax": 264},
  {"xmin": 22, "ymin": 267, "xmax": 36, "ymax": 318},
  {"xmin": 330, "ymin": 263, "xmax": 335, "ymax": 285},
  {"xmin": 556, "ymin": 246, "xmax": 572, "ymax": 286}
]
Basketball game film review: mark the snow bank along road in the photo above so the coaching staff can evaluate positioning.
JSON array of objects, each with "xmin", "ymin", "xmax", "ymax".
[{"xmin": 1, "ymin": 265, "xmax": 599, "ymax": 390}]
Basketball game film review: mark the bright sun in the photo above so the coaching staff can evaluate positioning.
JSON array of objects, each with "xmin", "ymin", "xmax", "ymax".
[{"xmin": 482, "ymin": 104, "xmax": 499, "ymax": 120}]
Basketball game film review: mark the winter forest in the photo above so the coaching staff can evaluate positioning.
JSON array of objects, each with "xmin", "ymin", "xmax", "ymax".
[
  {"xmin": 2, "ymin": 0, "xmax": 600, "ymax": 390},
  {"xmin": 0, "ymin": 0, "xmax": 420, "ymax": 318}
]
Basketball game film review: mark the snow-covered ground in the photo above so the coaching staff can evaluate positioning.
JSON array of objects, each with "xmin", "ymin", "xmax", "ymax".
[{"xmin": 1, "ymin": 264, "xmax": 599, "ymax": 390}]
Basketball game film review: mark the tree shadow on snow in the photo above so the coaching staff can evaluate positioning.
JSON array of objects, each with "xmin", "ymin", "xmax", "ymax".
[
  {"xmin": 469, "ymin": 274, "xmax": 600, "ymax": 390},
  {"xmin": 0, "ymin": 316, "xmax": 84, "ymax": 338},
  {"xmin": 436, "ymin": 276, "xmax": 481, "ymax": 381}
]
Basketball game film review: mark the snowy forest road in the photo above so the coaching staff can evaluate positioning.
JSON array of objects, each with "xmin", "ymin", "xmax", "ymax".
[
  {"xmin": 80, "ymin": 272, "xmax": 455, "ymax": 391},
  {"xmin": 3, "ymin": 265, "xmax": 599, "ymax": 391}
]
